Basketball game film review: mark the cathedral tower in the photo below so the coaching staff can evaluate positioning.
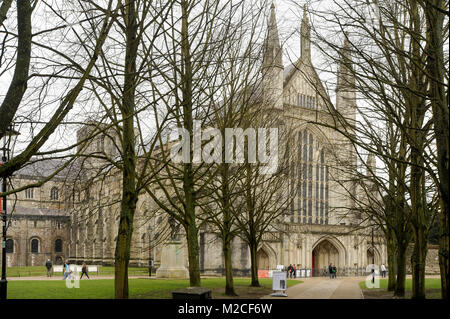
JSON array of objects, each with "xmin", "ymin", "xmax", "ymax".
[
  {"xmin": 336, "ymin": 35, "xmax": 356, "ymax": 128},
  {"xmin": 262, "ymin": 3, "xmax": 284, "ymax": 110},
  {"xmin": 300, "ymin": 5, "xmax": 311, "ymax": 63},
  {"xmin": 366, "ymin": 151, "xmax": 376, "ymax": 179}
]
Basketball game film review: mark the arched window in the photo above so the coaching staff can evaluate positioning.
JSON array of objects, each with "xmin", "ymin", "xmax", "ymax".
[
  {"xmin": 50, "ymin": 187, "xmax": 59, "ymax": 200},
  {"xmin": 51, "ymin": 187, "xmax": 59, "ymax": 200},
  {"xmin": 295, "ymin": 131, "xmax": 329, "ymax": 225},
  {"xmin": 31, "ymin": 238, "xmax": 39, "ymax": 253},
  {"xmin": 55, "ymin": 239, "xmax": 62, "ymax": 253},
  {"xmin": 25, "ymin": 188, "xmax": 33, "ymax": 199},
  {"xmin": 6, "ymin": 239, "xmax": 14, "ymax": 253}
]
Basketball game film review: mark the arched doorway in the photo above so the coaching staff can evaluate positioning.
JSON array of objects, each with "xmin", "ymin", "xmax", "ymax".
[
  {"xmin": 366, "ymin": 247, "xmax": 380, "ymax": 266},
  {"xmin": 257, "ymin": 249, "xmax": 269, "ymax": 270},
  {"xmin": 312, "ymin": 239, "xmax": 340, "ymax": 276}
]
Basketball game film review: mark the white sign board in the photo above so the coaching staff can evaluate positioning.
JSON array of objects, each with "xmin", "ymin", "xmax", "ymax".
[
  {"xmin": 276, "ymin": 265, "xmax": 284, "ymax": 271},
  {"xmin": 306, "ymin": 269, "xmax": 311, "ymax": 277},
  {"xmin": 272, "ymin": 271, "xmax": 287, "ymax": 291},
  {"xmin": 300, "ymin": 269, "xmax": 306, "ymax": 277}
]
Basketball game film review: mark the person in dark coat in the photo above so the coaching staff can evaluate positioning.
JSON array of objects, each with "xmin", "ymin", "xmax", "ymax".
[
  {"xmin": 328, "ymin": 263, "xmax": 333, "ymax": 279},
  {"xmin": 80, "ymin": 262, "xmax": 90, "ymax": 279},
  {"xmin": 45, "ymin": 259, "xmax": 52, "ymax": 277},
  {"xmin": 332, "ymin": 265, "xmax": 337, "ymax": 278}
]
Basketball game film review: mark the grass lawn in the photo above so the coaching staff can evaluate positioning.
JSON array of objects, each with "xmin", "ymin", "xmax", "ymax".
[
  {"xmin": 7, "ymin": 278, "xmax": 302, "ymax": 299},
  {"xmin": 359, "ymin": 278, "xmax": 442, "ymax": 299},
  {"xmin": 6, "ymin": 266, "xmax": 148, "ymax": 277}
]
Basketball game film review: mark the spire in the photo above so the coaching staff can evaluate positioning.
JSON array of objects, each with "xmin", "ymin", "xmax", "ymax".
[
  {"xmin": 301, "ymin": 4, "xmax": 311, "ymax": 62},
  {"xmin": 336, "ymin": 32, "xmax": 356, "ymax": 121},
  {"xmin": 336, "ymin": 33, "xmax": 355, "ymax": 93},
  {"xmin": 263, "ymin": 2, "xmax": 282, "ymax": 69},
  {"xmin": 261, "ymin": 2, "xmax": 283, "ymax": 110},
  {"xmin": 366, "ymin": 151, "xmax": 376, "ymax": 179}
]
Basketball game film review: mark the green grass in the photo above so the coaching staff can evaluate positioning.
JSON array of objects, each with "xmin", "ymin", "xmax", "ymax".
[
  {"xmin": 359, "ymin": 278, "xmax": 442, "ymax": 299},
  {"xmin": 7, "ymin": 278, "xmax": 301, "ymax": 299},
  {"xmin": 358, "ymin": 278, "xmax": 441, "ymax": 290},
  {"xmin": 5, "ymin": 266, "xmax": 148, "ymax": 277}
]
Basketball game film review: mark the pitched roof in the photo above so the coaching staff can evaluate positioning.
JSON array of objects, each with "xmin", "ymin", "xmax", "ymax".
[
  {"xmin": 11, "ymin": 206, "xmax": 69, "ymax": 217},
  {"xmin": 15, "ymin": 157, "xmax": 81, "ymax": 180}
]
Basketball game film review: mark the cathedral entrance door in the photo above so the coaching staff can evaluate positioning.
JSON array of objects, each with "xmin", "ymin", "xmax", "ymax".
[
  {"xmin": 257, "ymin": 249, "xmax": 269, "ymax": 270},
  {"xmin": 312, "ymin": 239, "xmax": 340, "ymax": 276}
]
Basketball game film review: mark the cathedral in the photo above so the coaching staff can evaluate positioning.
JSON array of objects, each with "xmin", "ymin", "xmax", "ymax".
[{"xmin": 2, "ymin": 3, "xmax": 387, "ymax": 276}]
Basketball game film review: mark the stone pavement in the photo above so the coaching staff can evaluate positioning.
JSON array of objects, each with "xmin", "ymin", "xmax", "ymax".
[{"xmin": 262, "ymin": 276, "xmax": 364, "ymax": 299}]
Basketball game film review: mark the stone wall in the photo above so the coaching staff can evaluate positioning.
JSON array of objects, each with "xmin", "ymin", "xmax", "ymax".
[
  {"xmin": 406, "ymin": 244, "xmax": 441, "ymax": 275},
  {"xmin": 1, "ymin": 213, "xmax": 70, "ymax": 267}
]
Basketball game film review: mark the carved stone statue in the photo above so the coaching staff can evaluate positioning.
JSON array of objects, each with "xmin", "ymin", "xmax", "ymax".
[{"xmin": 168, "ymin": 216, "xmax": 180, "ymax": 241}]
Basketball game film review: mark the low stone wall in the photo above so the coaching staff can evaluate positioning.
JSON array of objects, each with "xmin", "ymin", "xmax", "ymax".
[{"xmin": 406, "ymin": 244, "xmax": 440, "ymax": 275}]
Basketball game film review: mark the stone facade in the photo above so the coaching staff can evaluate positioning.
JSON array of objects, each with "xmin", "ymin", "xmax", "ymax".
[
  {"xmin": 1, "ymin": 160, "xmax": 72, "ymax": 267},
  {"xmin": 67, "ymin": 4, "xmax": 387, "ymax": 274},
  {"xmin": 4, "ymin": 4, "xmax": 388, "ymax": 275}
]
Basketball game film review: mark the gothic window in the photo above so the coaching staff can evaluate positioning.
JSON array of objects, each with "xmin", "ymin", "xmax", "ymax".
[
  {"xmin": 31, "ymin": 238, "xmax": 39, "ymax": 253},
  {"xmin": 50, "ymin": 187, "xmax": 59, "ymax": 200},
  {"xmin": 295, "ymin": 132, "xmax": 330, "ymax": 225},
  {"xmin": 55, "ymin": 239, "xmax": 62, "ymax": 253},
  {"xmin": 6, "ymin": 239, "xmax": 14, "ymax": 253},
  {"xmin": 25, "ymin": 188, "xmax": 33, "ymax": 199},
  {"xmin": 297, "ymin": 131, "xmax": 302, "ymax": 223},
  {"xmin": 325, "ymin": 166, "xmax": 329, "ymax": 223},
  {"xmin": 315, "ymin": 164, "xmax": 319, "ymax": 223}
]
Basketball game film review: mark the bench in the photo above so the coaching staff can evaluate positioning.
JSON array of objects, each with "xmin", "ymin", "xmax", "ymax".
[
  {"xmin": 53, "ymin": 265, "xmax": 64, "ymax": 273},
  {"xmin": 87, "ymin": 266, "xmax": 99, "ymax": 275}
]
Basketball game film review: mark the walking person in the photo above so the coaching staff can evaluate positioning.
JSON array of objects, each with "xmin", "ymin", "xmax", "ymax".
[
  {"xmin": 63, "ymin": 260, "xmax": 70, "ymax": 280},
  {"xmin": 45, "ymin": 259, "xmax": 52, "ymax": 277},
  {"xmin": 380, "ymin": 264, "xmax": 387, "ymax": 278},
  {"xmin": 80, "ymin": 262, "xmax": 90, "ymax": 279},
  {"xmin": 328, "ymin": 263, "xmax": 333, "ymax": 279},
  {"xmin": 293, "ymin": 264, "xmax": 296, "ymax": 279},
  {"xmin": 288, "ymin": 264, "xmax": 293, "ymax": 279},
  {"xmin": 332, "ymin": 265, "xmax": 337, "ymax": 278}
]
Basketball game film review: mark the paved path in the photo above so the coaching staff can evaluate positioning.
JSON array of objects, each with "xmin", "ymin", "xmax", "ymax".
[{"xmin": 262, "ymin": 277, "xmax": 364, "ymax": 299}]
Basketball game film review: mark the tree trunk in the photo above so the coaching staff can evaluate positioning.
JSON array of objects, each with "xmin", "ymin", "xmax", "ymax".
[
  {"xmin": 411, "ymin": 228, "xmax": 428, "ymax": 299},
  {"xmin": 185, "ymin": 217, "xmax": 201, "ymax": 287},
  {"xmin": 0, "ymin": 0, "xmax": 31, "ymax": 139},
  {"xmin": 179, "ymin": 0, "xmax": 200, "ymax": 288},
  {"xmin": 394, "ymin": 243, "xmax": 408, "ymax": 297},
  {"xmin": 223, "ymin": 237, "xmax": 236, "ymax": 296},
  {"xmin": 424, "ymin": 0, "xmax": 449, "ymax": 300},
  {"xmin": 114, "ymin": 0, "xmax": 138, "ymax": 299},
  {"xmin": 386, "ymin": 232, "xmax": 397, "ymax": 291},
  {"xmin": 249, "ymin": 241, "xmax": 260, "ymax": 287},
  {"xmin": 439, "ymin": 210, "xmax": 449, "ymax": 299},
  {"xmin": 114, "ymin": 199, "xmax": 135, "ymax": 298}
]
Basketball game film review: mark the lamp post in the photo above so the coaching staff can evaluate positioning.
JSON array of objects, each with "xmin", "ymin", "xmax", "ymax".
[
  {"xmin": 148, "ymin": 225, "xmax": 152, "ymax": 277},
  {"xmin": 0, "ymin": 126, "xmax": 20, "ymax": 300},
  {"xmin": 372, "ymin": 226, "xmax": 375, "ymax": 284}
]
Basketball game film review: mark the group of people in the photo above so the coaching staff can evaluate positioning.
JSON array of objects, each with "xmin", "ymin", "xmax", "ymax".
[
  {"xmin": 328, "ymin": 263, "xmax": 337, "ymax": 278},
  {"xmin": 287, "ymin": 264, "xmax": 297, "ymax": 279},
  {"xmin": 44, "ymin": 259, "xmax": 90, "ymax": 279}
]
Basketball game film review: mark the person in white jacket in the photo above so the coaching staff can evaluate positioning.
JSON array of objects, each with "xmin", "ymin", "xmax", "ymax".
[{"xmin": 380, "ymin": 264, "xmax": 387, "ymax": 278}]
